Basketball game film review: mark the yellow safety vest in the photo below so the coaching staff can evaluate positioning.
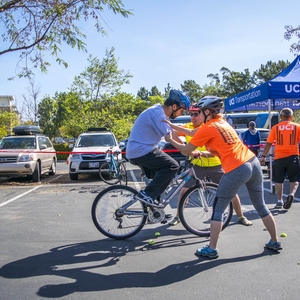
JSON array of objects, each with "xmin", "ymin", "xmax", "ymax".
[{"xmin": 185, "ymin": 122, "xmax": 221, "ymax": 167}]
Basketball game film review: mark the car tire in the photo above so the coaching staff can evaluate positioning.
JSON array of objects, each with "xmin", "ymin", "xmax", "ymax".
[
  {"xmin": 32, "ymin": 162, "xmax": 41, "ymax": 182},
  {"xmin": 49, "ymin": 159, "xmax": 56, "ymax": 175},
  {"xmin": 69, "ymin": 173, "xmax": 78, "ymax": 180}
]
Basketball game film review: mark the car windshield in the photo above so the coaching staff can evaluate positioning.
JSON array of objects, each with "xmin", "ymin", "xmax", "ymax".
[
  {"xmin": 0, "ymin": 137, "xmax": 36, "ymax": 149},
  {"xmin": 76, "ymin": 135, "xmax": 116, "ymax": 147}
]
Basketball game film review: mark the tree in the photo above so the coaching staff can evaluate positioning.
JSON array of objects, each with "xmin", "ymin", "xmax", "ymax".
[
  {"xmin": 0, "ymin": 0, "xmax": 132, "ymax": 78},
  {"xmin": 0, "ymin": 111, "xmax": 19, "ymax": 137},
  {"xmin": 137, "ymin": 87, "xmax": 149, "ymax": 100},
  {"xmin": 149, "ymin": 86, "xmax": 162, "ymax": 97},
  {"xmin": 253, "ymin": 60, "xmax": 290, "ymax": 84},
  {"xmin": 284, "ymin": 25, "xmax": 300, "ymax": 54},
  {"xmin": 71, "ymin": 48, "xmax": 132, "ymax": 101},
  {"xmin": 21, "ymin": 77, "xmax": 41, "ymax": 125},
  {"xmin": 180, "ymin": 80, "xmax": 202, "ymax": 103}
]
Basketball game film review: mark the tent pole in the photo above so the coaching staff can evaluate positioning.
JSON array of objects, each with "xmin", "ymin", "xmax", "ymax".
[{"xmin": 268, "ymin": 99, "xmax": 273, "ymax": 192}]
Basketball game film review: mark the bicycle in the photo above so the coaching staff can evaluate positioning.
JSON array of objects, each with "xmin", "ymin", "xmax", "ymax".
[
  {"xmin": 99, "ymin": 147, "xmax": 128, "ymax": 186},
  {"xmin": 92, "ymin": 159, "xmax": 233, "ymax": 240}
]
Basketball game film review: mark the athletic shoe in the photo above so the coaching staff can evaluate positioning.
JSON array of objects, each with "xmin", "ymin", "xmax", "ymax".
[
  {"xmin": 238, "ymin": 216, "xmax": 253, "ymax": 226},
  {"xmin": 135, "ymin": 190, "xmax": 163, "ymax": 208},
  {"xmin": 169, "ymin": 216, "xmax": 181, "ymax": 226},
  {"xmin": 274, "ymin": 201, "xmax": 283, "ymax": 209},
  {"xmin": 195, "ymin": 245, "xmax": 219, "ymax": 259},
  {"xmin": 265, "ymin": 240, "xmax": 282, "ymax": 251},
  {"xmin": 283, "ymin": 194, "xmax": 294, "ymax": 209}
]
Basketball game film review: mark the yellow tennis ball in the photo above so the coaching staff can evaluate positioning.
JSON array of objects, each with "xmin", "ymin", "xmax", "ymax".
[
  {"xmin": 155, "ymin": 232, "xmax": 161, "ymax": 237},
  {"xmin": 280, "ymin": 233, "xmax": 287, "ymax": 237},
  {"xmin": 149, "ymin": 240, "xmax": 155, "ymax": 245}
]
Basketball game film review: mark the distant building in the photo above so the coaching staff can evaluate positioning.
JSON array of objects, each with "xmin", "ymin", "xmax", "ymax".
[{"xmin": 0, "ymin": 95, "xmax": 14, "ymax": 112}]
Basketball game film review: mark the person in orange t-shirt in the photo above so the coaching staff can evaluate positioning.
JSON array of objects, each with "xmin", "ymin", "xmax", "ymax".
[
  {"xmin": 165, "ymin": 96, "xmax": 281, "ymax": 259},
  {"xmin": 261, "ymin": 108, "xmax": 300, "ymax": 210}
]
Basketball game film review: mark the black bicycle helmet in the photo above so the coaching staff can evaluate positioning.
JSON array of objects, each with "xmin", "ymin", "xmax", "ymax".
[
  {"xmin": 197, "ymin": 96, "xmax": 223, "ymax": 113},
  {"xmin": 168, "ymin": 90, "xmax": 191, "ymax": 110}
]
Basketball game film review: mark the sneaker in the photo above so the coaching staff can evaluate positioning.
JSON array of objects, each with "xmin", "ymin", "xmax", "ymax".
[
  {"xmin": 195, "ymin": 245, "xmax": 219, "ymax": 259},
  {"xmin": 265, "ymin": 240, "xmax": 282, "ymax": 251},
  {"xmin": 161, "ymin": 214, "xmax": 173, "ymax": 224},
  {"xmin": 169, "ymin": 216, "xmax": 181, "ymax": 226},
  {"xmin": 238, "ymin": 216, "xmax": 253, "ymax": 226},
  {"xmin": 274, "ymin": 201, "xmax": 283, "ymax": 209},
  {"xmin": 283, "ymin": 194, "xmax": 294, "ymax": 209},
  {"xmin": 135, "ymin": 190, "xmax": 163, "ymax": 208}
]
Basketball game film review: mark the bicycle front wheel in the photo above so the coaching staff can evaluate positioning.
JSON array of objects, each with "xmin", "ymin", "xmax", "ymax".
[
  {"xmin": 178, "ymin": 183, "xmax": 233, "ymax": 237},
  {"xmin": 99, "ymin": 163, "xmax": 119, "ymax": 185},
  {"xmin": 91, "ymin": 185, "xmax": 147, "ymax": 240}
]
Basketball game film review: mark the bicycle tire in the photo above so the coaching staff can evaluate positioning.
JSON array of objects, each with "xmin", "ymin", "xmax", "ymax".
[
  {"xmin": 99, "ymin": 162, "xmax": 119, "ymax": 185},
  {"xmin": 117, "ymin": 162, "xmax": 128, "ymax": 186},
  {"xmin": 91, "ymin": 185, "xmax": 147, "ymax": 240},
  {"xmin": 178, "ymin": 183, "xmax": 233, "ymax": 237}
]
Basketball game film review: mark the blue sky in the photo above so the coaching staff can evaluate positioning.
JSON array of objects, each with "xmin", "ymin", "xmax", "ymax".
[{"xmin": 1, "ymin": 0, "xmax": 300, "ymax": 106}]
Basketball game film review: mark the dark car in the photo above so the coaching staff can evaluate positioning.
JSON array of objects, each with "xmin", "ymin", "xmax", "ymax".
[{"xmin": 158, "ymin": 136, "xmax": 186, "ymax": 163}]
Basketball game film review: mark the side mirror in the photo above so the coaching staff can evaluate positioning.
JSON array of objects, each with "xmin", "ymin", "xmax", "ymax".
[
  {"xmin": 40, "ymin": 144, "xmax": 47, "ymax": 150},
  {"xmin": 118, "ymin": 142, "xmax": 125, "ymax": 147},
  {"xmin": 69, "ymin": 144, "xmax": 74, "ymax": 149}
]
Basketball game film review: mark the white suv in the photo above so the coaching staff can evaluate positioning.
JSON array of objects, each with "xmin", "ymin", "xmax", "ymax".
[
  {"xmin": 0, "ymin": 126, "xmax": 57, "ymax": 182},
  {"xmin": 68, "ymin": 128, "xmax": 122, "ymax": 180}
]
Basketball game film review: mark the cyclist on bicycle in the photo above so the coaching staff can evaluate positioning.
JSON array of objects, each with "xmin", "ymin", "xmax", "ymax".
[
  {"xmin": 165, "ymin": 96, "xmax": 282, "ymax": 258},
  {"xmin": 126, "ymin": 90, "xmax": 191, "ymax": 207}
]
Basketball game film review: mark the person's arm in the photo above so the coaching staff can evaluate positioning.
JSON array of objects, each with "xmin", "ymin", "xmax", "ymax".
[
  {"xmin": 260, "ymin": 142, "xmax": 272, "ymax": 165},
  {"xmin": 165, "ymin": 132, "xmax": 197, "ymax": 156},
  {"xmin": 163, "ymin": 119, "xmax": 197, "ymax": 136}
]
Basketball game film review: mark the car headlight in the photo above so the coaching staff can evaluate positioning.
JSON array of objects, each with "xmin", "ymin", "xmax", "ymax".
[
  {"xmin": 19, "ymin": 154, "xmax": 34, "ymax": 162},
  {"xmin": 70, "ymin": 154, "xmax": 81, "ymax": 159}
]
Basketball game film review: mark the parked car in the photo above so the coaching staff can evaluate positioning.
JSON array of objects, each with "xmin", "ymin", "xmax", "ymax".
[
  {"xmin": 68, "ymin": 128, "xmax": 122, "ymax": 180},
  {"xmin": 54, "ymin": 137, "xmax": 65, "ymax": 144},
  {"xmin": 0, "ymin": 126, "xmax": 57, "ymax": 182},
  {"xmin": 158, "ymin": 136, "xmax": 186, "ymax": 163}
]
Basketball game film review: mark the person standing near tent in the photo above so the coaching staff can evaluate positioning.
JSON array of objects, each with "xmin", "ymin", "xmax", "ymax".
[
  {"xmin": 242, "ymin": 121, "xmax": 261, "ymax": 156},
  {"xmin": 260, "ymin": 108, "xmax": 300, "ymax": 210},
  {"xmin": 165, "ymin": 96, "xmax": 281, "ymax": 259}
]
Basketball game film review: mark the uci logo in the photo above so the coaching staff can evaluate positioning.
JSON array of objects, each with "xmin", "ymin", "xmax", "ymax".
[
  {"xmin": 229, "ymin": 98, "xmax": 235, "ymax": 105},
  {"xmin": 285, "ymin": 84, "xmax": 300, "ymax": 93},
  {"xmin": 279, "ymin": 124, "xmax": 294, "ymax": 130}
]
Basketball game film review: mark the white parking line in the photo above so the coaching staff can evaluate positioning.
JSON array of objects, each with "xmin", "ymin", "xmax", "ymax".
[
  {"xmin": 0, "ymin": 186, "xmax": 41, "ymax": 207},
  {"xmin": 130, "ymin": 169, "xmax": 141, "ymax": 190}
]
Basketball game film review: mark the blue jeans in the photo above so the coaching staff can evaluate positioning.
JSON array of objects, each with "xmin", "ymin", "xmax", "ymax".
[{"xmin": 130, "ymin": 147, "xmax": 179, "ymax": 198}]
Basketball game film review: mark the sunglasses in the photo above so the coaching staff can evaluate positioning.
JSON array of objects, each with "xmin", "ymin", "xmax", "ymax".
[
  {"xmin": 190, "ymin": 112, "xmax": 200, "ymax": 117},
  {"xmin": 250, "ymin": 124, "xmax": 255, "ymax": 127}
]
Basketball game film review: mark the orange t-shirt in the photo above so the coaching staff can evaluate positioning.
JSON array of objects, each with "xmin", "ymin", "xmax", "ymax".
[
  {"xmin": 189, "ymin": 116, "xmax": 255, "ymax": 173},
  {"xmin": 266, "ymin": 121, "xmax": 300, "ymax": 160}
]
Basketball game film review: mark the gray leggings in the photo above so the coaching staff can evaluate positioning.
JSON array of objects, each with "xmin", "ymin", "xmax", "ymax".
[{"xmin": 212, "ymin": 157, "xmax": 270, "ymax": 222}]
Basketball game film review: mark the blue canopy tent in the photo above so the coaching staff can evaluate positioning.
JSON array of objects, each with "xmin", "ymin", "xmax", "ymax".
[
  {"xmin": 224, "ymin": 55, "xmax": 300, "ymax": 191},
  {"xmin": 225, "ymin": 55, "xmax": 300, "ymax": 112}
]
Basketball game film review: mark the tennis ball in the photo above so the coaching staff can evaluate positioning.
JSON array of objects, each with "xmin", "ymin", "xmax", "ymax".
[
  {"xmin": 148, "ymin": 240, "xmax": 155, "ymax": 245},
  {"xmin": 280, "ymin": 233, "xmax": 287, "ymax": 237},
  {"xmin": 155, "ymin": 232, "xmax": 161, "ymax": 237}
]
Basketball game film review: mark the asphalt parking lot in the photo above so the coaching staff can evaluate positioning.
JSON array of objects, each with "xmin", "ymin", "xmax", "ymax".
[{"xmin": 0, "ymin": 161, "xmax": 299, "ymax": 300}]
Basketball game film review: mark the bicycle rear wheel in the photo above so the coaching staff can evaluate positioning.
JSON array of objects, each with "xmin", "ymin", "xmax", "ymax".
[
  {"xmin": 178, "ymin": 183, "xmax": 233, "ymax": 237},
  {"xmin": 117, "ymin": 161, "xmax": 128, "ymax": 186},
  {"xmin": 91, "ymin": 185, "xmax": 147, "ymax": 239},
  {"xmin": 99, "ymin": 162, "xmax": 119, "ymax": 185}
]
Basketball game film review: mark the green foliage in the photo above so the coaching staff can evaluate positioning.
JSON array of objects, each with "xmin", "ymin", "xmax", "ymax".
[
  {"xmin": 253, "ymin": 60, "xmax": 290, "ymax": 84},
  {"xmin": 71, "ymin": 48, "xmax": 132, "ymax": 100},
  {"xmin": 284, "ymin": 25, "xmax": 300, "ymax": 54},
  {"xmin": 0, "ymin": 111, "xmax": 19, "ymax": 138},
  {"xmin": 53, "ymin": 143, "xmax": 70, "ymax": 160},
  {"xmin": 0, "ymin": 0, "xmax": 132, "ymax": 78},
  {"xmin": 180, "ymin": 80, "xmax": 203, "ymax": 103}
]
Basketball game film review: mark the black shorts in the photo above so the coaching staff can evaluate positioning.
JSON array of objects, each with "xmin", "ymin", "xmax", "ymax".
[{"xmin": 272, "ymin": 155, "xmax": 300, "ymax": 183}]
